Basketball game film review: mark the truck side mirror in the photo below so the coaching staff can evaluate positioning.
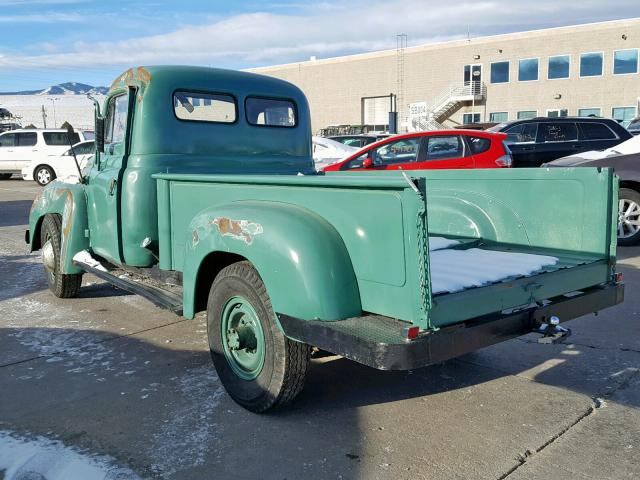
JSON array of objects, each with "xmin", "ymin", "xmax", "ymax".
[{"xmin": 95, "ymin": 117, "xmax": 105, "ymax": 153}]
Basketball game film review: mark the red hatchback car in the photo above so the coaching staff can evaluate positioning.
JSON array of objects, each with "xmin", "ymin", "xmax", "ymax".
[{"xmin": 323, "ymin": 130, "xmax": 511, "ymax": 171}]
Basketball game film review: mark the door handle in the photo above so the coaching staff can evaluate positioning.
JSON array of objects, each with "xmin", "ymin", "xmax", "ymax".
[{"xmin": 108, "ymin": 178, "xmax": 117, "ymax": 195}]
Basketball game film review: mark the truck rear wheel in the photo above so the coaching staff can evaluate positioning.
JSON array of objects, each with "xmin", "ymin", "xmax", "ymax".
[
  {"xmin": 40, "ymin": 214, "xmax": 82, "ymax": 298},
  {"xmin": 207, "ymin": 261, "xmax": 310, "ymax": 412}
]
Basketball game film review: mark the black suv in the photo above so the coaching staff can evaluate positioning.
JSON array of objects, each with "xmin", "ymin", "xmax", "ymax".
[{"xmin": 488, "ymin": 117, "xmax": 632, "ymax": 167}]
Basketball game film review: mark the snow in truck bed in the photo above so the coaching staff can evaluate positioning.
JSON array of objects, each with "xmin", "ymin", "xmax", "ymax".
[{"xmin": 428, "ymin": 246, "xmax": 558, "ymax": 294}]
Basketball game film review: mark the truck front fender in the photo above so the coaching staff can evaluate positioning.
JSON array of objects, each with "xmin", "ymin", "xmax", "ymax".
[
  {"xmin": 28, "ymin": 181, "xmax": 89, "ymax": 274},
  {"xmin": 182, "ymin": 201, "xmax": 361, "ymax": 321}
]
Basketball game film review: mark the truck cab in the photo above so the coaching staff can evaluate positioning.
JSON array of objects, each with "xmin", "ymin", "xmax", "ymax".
[{"xmin": 79, "ymin": 66, "xmax": 313, "ymax": 268}]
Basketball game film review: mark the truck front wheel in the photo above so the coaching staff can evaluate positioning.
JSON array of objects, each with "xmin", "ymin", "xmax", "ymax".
[
  {"xmin": 207, "ymin": 261, "xmax": 310, "ymax": 412},
  {"xmin": 40, "ymin": 214, "xmax": 82, "ymax": 298}
]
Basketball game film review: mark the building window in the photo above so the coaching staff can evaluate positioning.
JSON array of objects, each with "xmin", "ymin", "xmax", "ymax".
[
  {"xmin": 489, "ymin": 112, "xmax": 508, "ymax": 122},
  {"xmin": 578, "ymin": 108, "xmax": 601, "ymax": 117},
  {"xmin": 517, "ymin": 110, "xmax": 537, "ymax": 120},
  {"xmin": 580, "ymin": 52, "xmax": 603, "ymax": 77},
  {"xmin": 613, "ymin": 49, "xmax": 639, "ymax": 75},
  {"xmin": 548, "ymin": 55, "xmax": 570, "ymax": 79},
  {"xmin": 518, "ymin": 58, "xmax": 539, "ymax": 81},
  {"xmin": 463, "ymin": 112, "xmax": 481, "ymax": 124},
  {"xmin": 612, "ymin": 106, "xmax": 637, "ymax": 127},
  {"xmin": 490, "ymin": 61, "xmax": 509, "ymax": 83},
  {"xmin": 546, "ymin": 109, "xmax": 568, "ymax": 118}
]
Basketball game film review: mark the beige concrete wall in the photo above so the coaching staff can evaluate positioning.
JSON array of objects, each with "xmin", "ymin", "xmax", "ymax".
[{"xmin": 249, "ymin": 18, "xmax": 640, "ymax": 133}]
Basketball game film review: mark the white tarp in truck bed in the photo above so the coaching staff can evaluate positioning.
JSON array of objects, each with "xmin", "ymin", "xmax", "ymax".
[{"xmin": 429, "ymin": 247, "xmax": 558, "ymax": 294}]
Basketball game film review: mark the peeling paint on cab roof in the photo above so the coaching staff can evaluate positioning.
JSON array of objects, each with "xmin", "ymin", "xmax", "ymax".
[{"xmin": 109, "ymin": 66, "xmax": 152, "ymax": 92}]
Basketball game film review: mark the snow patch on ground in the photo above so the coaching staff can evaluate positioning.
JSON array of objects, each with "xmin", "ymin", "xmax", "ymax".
[
  {"xmin": 149, "ymin": 365, "xmax": 225, "ymax": 476},
  {"xmin": 3, "ymin": 297, "xmax": 141, "ymax": 379},
  {"xmin": 0, "ymin": 429, "xmax": 140, "ymax": 480},
  {"xmin": 430, "ymin": 248, "xmax": 558, "ymax": 294}
]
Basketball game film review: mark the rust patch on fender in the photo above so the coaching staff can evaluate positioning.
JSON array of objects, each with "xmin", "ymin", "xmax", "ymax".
[
  {"xmin": 212, "ymin": 217, "xmax": 263, "ymax": 245},
  {"xmin": 62, "ymin": 191, "xmax": 73, "ymax": 238}
]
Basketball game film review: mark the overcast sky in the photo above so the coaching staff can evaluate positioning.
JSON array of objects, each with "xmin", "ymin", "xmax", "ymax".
[{"xmin": 0, "ymin": 0, "xmax": 638, "ymax": 91}]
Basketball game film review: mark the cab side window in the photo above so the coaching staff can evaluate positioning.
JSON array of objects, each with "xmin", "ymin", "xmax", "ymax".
[{"xmin": 105, "ymin": 94, "xmax": 129, "ymax": 149}]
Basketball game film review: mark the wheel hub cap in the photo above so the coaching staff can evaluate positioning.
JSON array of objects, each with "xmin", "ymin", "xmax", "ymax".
[
  {"xmin": 221, "ymin": 296, "xmax": 265, "ymax": 380},
  {"xmin": 618, "ymin": 198, "xmax": 640, "ymax": 239},
  {"xmin": 42, "ymin": 240, "xmax": 56, "ymax": 271},
  {"xmin": 37, "ymin": 169, "xmax": 51, "ymax": 184}
]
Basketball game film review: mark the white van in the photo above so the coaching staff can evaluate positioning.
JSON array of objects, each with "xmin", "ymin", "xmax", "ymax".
[
  {"xmin": 0, "ymin": 129, "xmax": 90, "ymax": 180},
  {"xmin": 22, "ymin": 140, "xmax": 95, "ymax": 185}
]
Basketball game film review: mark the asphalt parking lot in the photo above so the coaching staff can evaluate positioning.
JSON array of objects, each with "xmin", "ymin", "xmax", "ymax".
[{"xmin": 1, "ymin": 177, "xmax": 639, "ymax": 480}]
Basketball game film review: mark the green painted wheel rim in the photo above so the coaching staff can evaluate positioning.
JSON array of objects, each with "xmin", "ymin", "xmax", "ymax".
[{"xmin": 220, "ymin": 295, "xmax": 265, "ymax": 380}]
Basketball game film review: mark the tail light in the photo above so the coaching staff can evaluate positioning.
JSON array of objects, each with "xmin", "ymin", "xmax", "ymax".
[
  {"xmin": 495, "ymin": 154, "xmax": 513, "ymax": 167},
  {"xmin": 496, "ymin": 141, "xmax": 513, "ymax": 167}
]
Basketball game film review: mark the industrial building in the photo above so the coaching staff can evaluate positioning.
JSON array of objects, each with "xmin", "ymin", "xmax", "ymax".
[{"xmin": 250, "ymin": 18, "xmax": 640, "ymax": 133}]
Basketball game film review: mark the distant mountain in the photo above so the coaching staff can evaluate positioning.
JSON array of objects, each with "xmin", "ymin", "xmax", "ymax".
[{"xmin": 0, "ymin": 82, "xmax": 108, "ymax": 96}]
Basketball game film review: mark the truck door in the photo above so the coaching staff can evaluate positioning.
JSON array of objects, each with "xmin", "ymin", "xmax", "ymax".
[{"xmin": 85, "ymin": 91, "xmax": 132, "ymax": 264}]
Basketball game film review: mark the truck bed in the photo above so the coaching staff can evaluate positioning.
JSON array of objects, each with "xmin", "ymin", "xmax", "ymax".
[{"xmin": 154, "ymin": 167, "xmax": 618, "ymax": 330}]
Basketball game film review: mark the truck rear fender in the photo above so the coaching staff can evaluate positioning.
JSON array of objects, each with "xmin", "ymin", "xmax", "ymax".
[
  {"xmin": 182, "ymin": 201, "xmax": 362, "ymax": 321},
  {"xmin": 28, "ymin": 182, "xmax": 89, "ymax": 274}
]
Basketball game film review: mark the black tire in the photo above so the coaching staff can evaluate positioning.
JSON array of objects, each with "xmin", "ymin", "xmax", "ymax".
[
  {"xmin": 0, "ymin": 173, "xmax": 12, "ymax": 180},
  {"xmin": 35, "ymin": 165, "xmax": 56, "ymax": 186},
  {"xmin": 40, "ymin": 214, "xmax": 82, "ymax": 298},
  {"xmin": 207, "ymin": 261, "xmax": 310, "ymax": 412},
  {"xmin": 618, "ymin": 188, "xmax": 640, "ymax": 246}
]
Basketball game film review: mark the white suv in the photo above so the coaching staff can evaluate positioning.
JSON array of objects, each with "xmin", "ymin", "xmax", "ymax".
[{"xmin": 0, "ymin": 129, "xmax": 90, "ymax": 180}]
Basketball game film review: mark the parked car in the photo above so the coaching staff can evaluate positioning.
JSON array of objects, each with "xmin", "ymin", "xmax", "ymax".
[
  {"xmin": 0, "ymin": 128, "xmax": 90, "ymax": 180},
  {"xmin": 488, "ymin": 117, "xmax": 632, "ymax": 167},
  {"xmin": 22, "ymin": 140, "xmax": 95, "ymax": 186},
  {"xmin": 328, "ymin": 134, "xmax": 391, "ymax": 148},
  {"xmin": 627, "ymin": 117, "xmax": 640, "ymax": 136},
  {"xmin": 323, "ymin": 130, "xmax": 511, "ymax": 171},
  {"xmin": 312, "ymin": 136, "xmax": 358, "ymax": 170},
  {"xmin": 544, "ymin": 134, "xmax": 640, "ymax": 245}
]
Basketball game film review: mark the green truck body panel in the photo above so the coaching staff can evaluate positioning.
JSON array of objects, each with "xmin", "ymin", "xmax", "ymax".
[
  {"xmin": 26, "ymin": 65, "xmax": 620, "ymax": 344},
  {"xmin": 177, "ymin": 198, "xmax": 362, "ymax": 320}
]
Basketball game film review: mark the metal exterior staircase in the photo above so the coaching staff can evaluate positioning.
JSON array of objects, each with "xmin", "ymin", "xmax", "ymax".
[{"xmin": 409, "ymin": 81, "xmax": 486, "ymax": 132}]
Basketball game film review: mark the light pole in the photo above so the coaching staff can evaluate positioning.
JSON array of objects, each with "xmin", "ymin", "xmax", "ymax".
[{"xmin": 48, "ymin": 97, "xmax": 59, "ymax": 128}]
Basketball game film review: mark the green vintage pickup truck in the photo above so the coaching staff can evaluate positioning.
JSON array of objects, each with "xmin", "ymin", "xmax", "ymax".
[{"xmin": 27, "ymin": 66, "xmax": 623, "ymax": 412}]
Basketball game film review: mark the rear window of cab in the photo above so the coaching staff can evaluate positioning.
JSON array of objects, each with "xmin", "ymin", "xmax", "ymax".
[{"xmin": 173, "ymin": 91, "xmax": 297, "ymax": 128}]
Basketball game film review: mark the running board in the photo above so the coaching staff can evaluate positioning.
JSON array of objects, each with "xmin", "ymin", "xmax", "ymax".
[{"xmin": 73, "ymin": 259, "xmax": 183, "ymax": 315}]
